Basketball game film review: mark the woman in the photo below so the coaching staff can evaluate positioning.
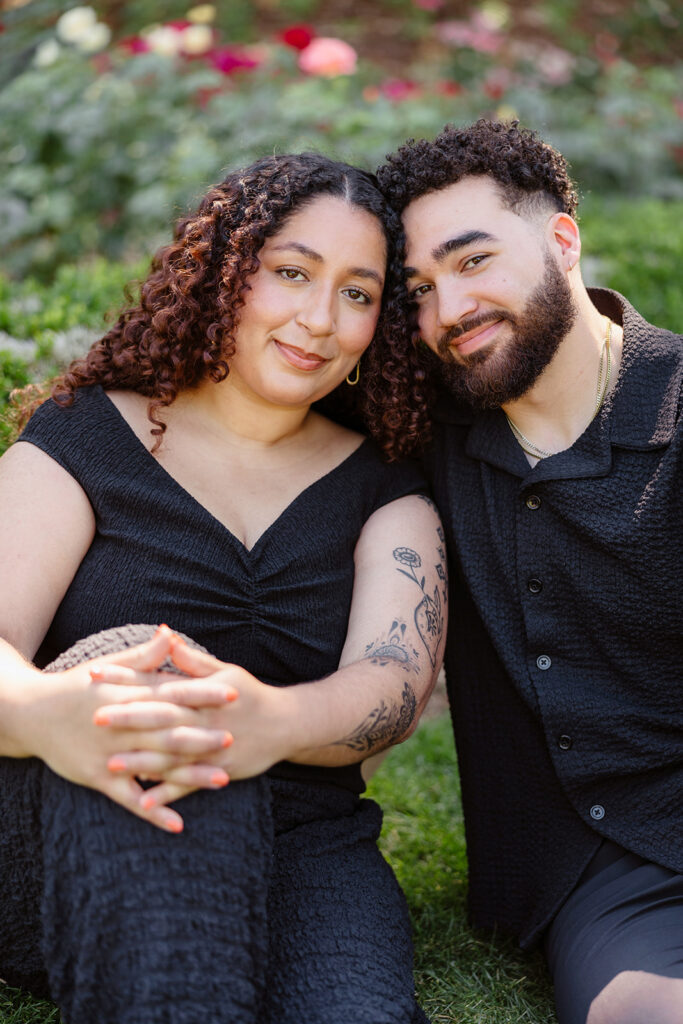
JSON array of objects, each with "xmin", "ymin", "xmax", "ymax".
[{"xmin": 0, "ymin": 153, "xmax": 445, "ymax": 1023}]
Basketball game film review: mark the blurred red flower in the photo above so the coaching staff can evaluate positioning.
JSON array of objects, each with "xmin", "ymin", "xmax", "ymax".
[
  {"xmin": 119, "ymin": 35, "xmax": 150, "ymax": 54},
  {"xmin": 280, "ymin": 24, "xmax": 315, "ymax": 50}
]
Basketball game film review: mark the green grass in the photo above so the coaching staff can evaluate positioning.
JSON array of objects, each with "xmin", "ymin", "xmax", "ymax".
[
  {"xmin": 0, "ymin": 714, "xmax": 555, "ymax": 1023},
  {"xmin": 370, "ymin": 715, "xmax": 557, "ymax": 1023}
]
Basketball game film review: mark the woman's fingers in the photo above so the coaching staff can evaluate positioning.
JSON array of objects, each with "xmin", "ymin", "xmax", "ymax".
[
  {"xmin": 106, "ymin": 774, "xmax": 185, "ymax": 834},
  {"xmin": 90, "ymin": 625, "xmax": 174, "ymax": 675},
  {"xmin": 97, "ymin": 719, "xmax": 233, "ymax": 756},
  {"xmin": 137, "ymin": 780, "xmax": 203, "ymax": 812},
  {"xmin": 169, "ymin": 638, "xmax": 225, "ymax": 677},
  {"xmin": 156, "ymin": 678, "xmax": 239, "ymax": 707}
]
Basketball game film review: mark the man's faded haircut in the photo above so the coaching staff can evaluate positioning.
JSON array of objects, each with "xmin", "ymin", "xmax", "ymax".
[{"xmin": 376, "ymin": 119, "xmax": 579, "ymax": 220}]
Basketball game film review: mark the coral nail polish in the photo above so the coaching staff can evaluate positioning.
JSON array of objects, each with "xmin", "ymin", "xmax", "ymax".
[
  {"xmin": 211, "ymin": 772, "xmax": 229, "ymax": 788},
  {"xmin": 166, "ymin": 818, "xmax": 183, "ymax": 834},
  {"xmin": 221, "ymin": 733, "xmax": 233, "ymax": 748},
  {"xmin": 93, "ymin": 710, "xmax": 110, "ymax": 726},
  {"xmin": 141, "ymin": 793, "xmax": 157, "ymax": 811},
  {"xmin": 108, "ymin": 756, "xmax": 127, "ymax": 772}
]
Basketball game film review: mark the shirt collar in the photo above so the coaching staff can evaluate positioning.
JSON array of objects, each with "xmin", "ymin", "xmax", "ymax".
[{"xmin": 433, "ymin": 289, "xmax": 681, "ymax": 479}]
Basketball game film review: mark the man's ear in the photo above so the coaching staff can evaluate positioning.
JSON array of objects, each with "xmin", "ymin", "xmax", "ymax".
[{"xmin": 547, "ymin": 212, "xmax": 581, "ymax": 273}]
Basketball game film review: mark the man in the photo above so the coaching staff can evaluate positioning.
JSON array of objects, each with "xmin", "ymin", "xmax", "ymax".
[{"xmin": 376, "ymin": 120, "xmax": 682, "ymax": 1024}]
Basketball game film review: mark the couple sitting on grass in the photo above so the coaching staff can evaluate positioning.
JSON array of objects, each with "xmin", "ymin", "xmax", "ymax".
[{"xmin": 0, "ymin": 119, "xmax": 680, "ymax": 1024}]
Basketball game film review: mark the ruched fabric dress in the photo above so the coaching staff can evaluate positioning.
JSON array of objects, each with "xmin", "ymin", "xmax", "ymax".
[{"xmin": 0, "ymin": 386, "xmax": 430, "ymax": 1024}]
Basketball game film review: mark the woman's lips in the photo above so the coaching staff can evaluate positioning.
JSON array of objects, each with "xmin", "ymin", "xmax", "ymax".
[{"xmin": 274, "ymin": 339, "xmax": 329, "ymax": 371}]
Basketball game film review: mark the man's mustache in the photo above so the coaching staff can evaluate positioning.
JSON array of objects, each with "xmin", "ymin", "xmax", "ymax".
[{"xmin": 437, "ymin": 311, "xmax": 516, "ymax": 359}]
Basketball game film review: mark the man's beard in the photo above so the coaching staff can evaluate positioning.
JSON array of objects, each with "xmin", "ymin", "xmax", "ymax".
[{"xmin": 434, "ymin": 252, "xmax": 577, "ymax": 409}]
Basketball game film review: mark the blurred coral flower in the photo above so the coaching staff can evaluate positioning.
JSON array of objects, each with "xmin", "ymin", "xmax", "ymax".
[
  {"xmin": 280, "ymin": 24, "xmax": 315, "ymax": 50},
  {"xmin": 298, "ymin": 37, "xmax": 357, "ymax": 77}
]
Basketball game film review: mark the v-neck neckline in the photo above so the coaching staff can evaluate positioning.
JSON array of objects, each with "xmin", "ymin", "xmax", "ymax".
[{"xmin": 96, "ymin": 386, "xmax": 369, "ymax": 556}]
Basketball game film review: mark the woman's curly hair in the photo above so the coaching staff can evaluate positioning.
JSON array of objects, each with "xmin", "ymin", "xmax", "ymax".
[
  {"xmin": 13, "ymin": 152, "xmax": 430, "ymax": 460},
  {"xmin": 376, "ymin": 118, "xmax": 579, "ymax": 218}
]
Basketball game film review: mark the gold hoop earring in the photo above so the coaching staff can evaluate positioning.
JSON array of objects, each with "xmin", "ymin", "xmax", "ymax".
[{"xmin": 346, "ymin": 361, "xmax": 360, "ymax": 386}]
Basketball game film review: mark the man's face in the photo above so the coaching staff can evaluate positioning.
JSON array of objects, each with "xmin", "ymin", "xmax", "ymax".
[{"xmin": 402, "ymin": 176, "xmax": 576, "ymax": 408}]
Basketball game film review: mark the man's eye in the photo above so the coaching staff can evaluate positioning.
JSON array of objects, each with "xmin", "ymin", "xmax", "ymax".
[
  {"xmin": 410, "ymin": 283, "xmax": 433, "ymax": 300},
  {"xmin": 463, "ymin": 254, "xmax": 488, "ymax": 270},
  {"xmin": 277, "ymin": 267, "xmax": 306, "ymax": 281},
  {"xmin": 343, "ymin": 287, "xmax": 372, "ymax": 305}
]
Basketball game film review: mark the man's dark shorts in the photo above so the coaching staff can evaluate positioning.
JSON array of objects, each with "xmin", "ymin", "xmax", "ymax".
[{"xmin": 544, "ymin": 839, "xmax": 683, "ymax": 1024}]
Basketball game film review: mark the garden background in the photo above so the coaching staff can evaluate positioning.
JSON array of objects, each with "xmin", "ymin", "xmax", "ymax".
[{"xmin": 0, "ymin": 0, "xmax": 681, "ymax": 1020}]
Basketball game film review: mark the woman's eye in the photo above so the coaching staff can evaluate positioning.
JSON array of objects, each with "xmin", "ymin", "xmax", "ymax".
[
  {"xmin": 277, "ymin": 267, "xmax": 306, "ymax": 281},
  {"xmin": 463, "ymin": 253, "xmax": 488, "ymax": 270},
  {"xmin": 343, "ymin": 287, "xmax": 372, "ymax": 305}
]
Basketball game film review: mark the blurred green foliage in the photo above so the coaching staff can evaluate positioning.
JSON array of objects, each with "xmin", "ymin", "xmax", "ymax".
[{"xmin": 1, "ymin": 1, "xmax": 680, "ymax": 280}]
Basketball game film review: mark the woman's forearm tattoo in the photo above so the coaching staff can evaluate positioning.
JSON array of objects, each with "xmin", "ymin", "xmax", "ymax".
[
  {"xmin": 334, "ymin": 521, "xmax": 447, "ymax": 755},
  {"xmin": 334, "ymin": 681, "xmax": 417, "ymax": 753}
]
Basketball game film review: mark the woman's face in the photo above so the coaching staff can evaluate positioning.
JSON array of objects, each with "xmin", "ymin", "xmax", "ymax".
[{"xmin": 226, "ymin": 195, "xmax": 387, "ymax": 408}]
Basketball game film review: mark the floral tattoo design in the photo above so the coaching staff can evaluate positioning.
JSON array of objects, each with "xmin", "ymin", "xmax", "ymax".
[{"xmin": 393, "ymin": 546, "xmax": 443, "ymax": 669}]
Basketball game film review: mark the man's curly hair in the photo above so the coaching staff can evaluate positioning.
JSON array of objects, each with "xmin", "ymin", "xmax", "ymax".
[
  {"xmin": 376, "ymin": 119, "xmax": 578, "ymax": 219},
  {"xmin": 14, "ymin": 152, "xmax": 430, "ymax": 460}
]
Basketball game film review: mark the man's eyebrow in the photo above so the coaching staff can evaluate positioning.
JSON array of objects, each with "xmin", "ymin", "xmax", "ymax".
[
  {"xmin": 269, "ymin": 243, "xmax": 384, "ymax": 287},
  {"xmin": 432, "ymin": 230, "xmax": 498, "ymax": 263},
  {"xmin": 404, "ymin": 230, "xmax": 499, "ymax": 278}
]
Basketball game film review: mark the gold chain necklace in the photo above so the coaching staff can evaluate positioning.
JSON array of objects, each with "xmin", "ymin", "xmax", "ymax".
[{"xmin": 505, "ymin": 318, "xmax": 613, "ymax": 461}]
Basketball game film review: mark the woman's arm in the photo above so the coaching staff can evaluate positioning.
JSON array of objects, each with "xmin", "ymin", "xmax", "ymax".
[
  {"xmin": 0, "ymin": 442, "xmax": 230, "ymax": 830},
  {"xmin": 97, "ymin": 493, "xmax": 447, "ymax": 806}
]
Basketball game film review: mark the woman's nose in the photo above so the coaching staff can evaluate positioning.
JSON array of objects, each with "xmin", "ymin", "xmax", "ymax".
[{"xmin": 295, "ymin": 286, "xmax": 336, "ymax": 336}]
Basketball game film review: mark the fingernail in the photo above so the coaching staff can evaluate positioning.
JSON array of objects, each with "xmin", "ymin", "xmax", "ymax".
[
  {"xmin": 165, "ymin": 816, "xmax": 183, "ymax": 834},
  {"xmin": 141, "ymin": 793, "xmax": 157, "ymax": 810},
  {"xmin": 93, "ymin": 710, "xmax": 110, "ymax": 726},
  {"xmin": 107, "ymin": 756, "xmax": 127, "ymax": 772},
  {"xmin": 224, "ymin": 689, "xmax": 238, "ymax": 702},
  {"xmin": 172, "ymin": 635, "xmax": 186, "ymax": 647},
  {"xmin": 89, "ymin": 664, "xmax": 104, "ymax": 680},
  {"xmin": 211, "ymin": 771, "xmax": 229, "ymax": 788},
  {"xmin": 221, "ymin": 733, "xmax": 233, "ymax": 748},
  {"xmin": 157, "ymin": 624, "xmax": 171, "ymax": 637}
]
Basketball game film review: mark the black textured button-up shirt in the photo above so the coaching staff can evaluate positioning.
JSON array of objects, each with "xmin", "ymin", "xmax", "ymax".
[{"xmin": 425, "ymin": 289, "xmax": 682, "ymax": 947}]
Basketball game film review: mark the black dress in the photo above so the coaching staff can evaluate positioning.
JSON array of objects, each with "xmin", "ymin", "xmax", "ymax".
[{"xmin": 0, "ymin": 387, "xmax": 430, "ymax": 1024}]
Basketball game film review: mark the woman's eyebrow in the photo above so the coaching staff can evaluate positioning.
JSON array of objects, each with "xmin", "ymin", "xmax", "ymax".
[{"xmin": 270, "ymin": 242, "xmax": 383, "ymax": 286}]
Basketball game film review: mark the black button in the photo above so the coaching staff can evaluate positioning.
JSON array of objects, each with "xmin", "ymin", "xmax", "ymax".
[
  {"xmin": 590, "ymin": 804, "xmax": 605, "ymax": 820},
  {"xmin": 536, "ymin": 655, "xmax": 552, "ymax": 670},
  {"xmin": 558, "ymin": 734, "xmax": 573, "ymax": 750},
  {"xmin": 525, "ymin": 494, "xmax": 541, "ymax": 510},
  {"xmin": 527, "ymin": 578, "xmax": 543, "ymax": 594}
]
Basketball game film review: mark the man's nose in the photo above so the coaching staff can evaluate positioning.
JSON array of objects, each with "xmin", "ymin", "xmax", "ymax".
[
  {"xmin": 435, "ymin": 282, "xmax": 477, "ymax": 329},
  {"xmin": 295, "ymin": 286, "xmax": 336, "ymax": 336}
]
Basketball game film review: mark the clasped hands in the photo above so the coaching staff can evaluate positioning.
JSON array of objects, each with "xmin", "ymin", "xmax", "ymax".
[{"xmin": 39, "ymin": 626, "xmax": 292, "ymax": 833}]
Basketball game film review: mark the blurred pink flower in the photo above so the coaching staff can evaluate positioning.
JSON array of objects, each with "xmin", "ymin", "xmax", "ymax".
[
  {"xmin": 380, "ymin": 78, "xmax": 421, "ymax": 101},
  {"xmin": 413, "ymin": 0, "xmax": 444, "ymax": 10},
  {"xmin": 436, "ymin": 19, "xmax": 503, "ymax": 54},
  {"xmin": 209, "ymin": 45, "xmax": 260, "ymax": 74},
  {"xmin": 167, "ymin": 19, "xmax": 192, "ymax": 31},
  {"xmin": 298, "ymin": 37, "xmax": 357, "ymax": 77},
  {"xmin": 537, "ymin": 45, "xmax": 575, "ymax": 85},
  {"xmin": 280, "ymin": 24, "xmax": 315, "ymax": 50}
]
